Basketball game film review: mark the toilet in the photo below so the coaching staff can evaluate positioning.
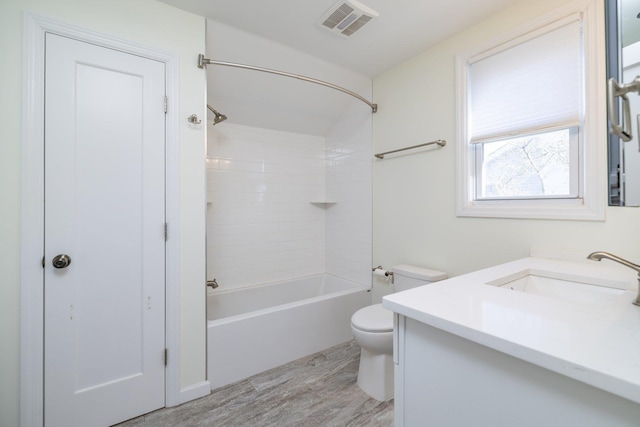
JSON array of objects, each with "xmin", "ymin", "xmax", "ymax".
[{"xmin": 351, "ymin": 264, "xmax": 447, "ymax": 401}]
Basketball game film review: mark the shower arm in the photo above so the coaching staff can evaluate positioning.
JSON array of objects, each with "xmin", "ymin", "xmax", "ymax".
[
  {"xmin": 198, "ymin": 55, "xmax": 377, "ymax": 113},
  {"xmin": 206, "ymin": 104, "xmax": 227, "ymax": 125}
]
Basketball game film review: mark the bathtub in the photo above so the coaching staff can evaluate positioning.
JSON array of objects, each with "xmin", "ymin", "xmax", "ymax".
[{"xmin": 207, "ymin": 274, "xmax": 371, "ymax": 390}]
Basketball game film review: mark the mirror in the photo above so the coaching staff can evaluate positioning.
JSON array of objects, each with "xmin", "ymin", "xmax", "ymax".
[{"xmin": 607, "ymin": 0, "xmax": 640, "ymax": 206}]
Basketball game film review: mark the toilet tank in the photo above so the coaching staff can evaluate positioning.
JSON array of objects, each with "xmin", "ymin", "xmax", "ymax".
[{"xmin": 392, "ymin": 264, "xmax": 447, "ymax": 292}]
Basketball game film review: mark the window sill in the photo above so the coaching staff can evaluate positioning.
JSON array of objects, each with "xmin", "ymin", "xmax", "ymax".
[{"xmin": 456, "ymin": 199, "xmax": 605, "ymax": 221}]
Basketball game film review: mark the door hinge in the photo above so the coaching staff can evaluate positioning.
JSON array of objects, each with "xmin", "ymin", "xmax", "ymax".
[
  {"xmin": 164, "ymin": 223, "xmax": 168, "ymax": 241},
  {"xmin": 164, "ymin": 348, "xmax": 168, "ymax": 366},
  {"xmin": 42, "ymin": 256, "xmax": 45, "ymax": 268},
  {"xmin": 164, "ymin": 96, "xmax": 168, "ymax": 114}
]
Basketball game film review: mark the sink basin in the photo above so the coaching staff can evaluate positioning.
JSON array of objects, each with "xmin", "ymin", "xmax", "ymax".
[{"xmin": 487, "ymin": 270, "xmax": 627, "ymax": 306}]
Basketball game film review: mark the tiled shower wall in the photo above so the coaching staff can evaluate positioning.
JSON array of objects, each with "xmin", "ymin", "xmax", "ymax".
[
  {"xmin": 325, "ymin": 103, "xmax": 373, "ymax": 285},
  {"xmin": 207, "ymin": 112, "xmax": 372, "ymax": 291},
  {"xmin": 207, "ymin": 124, "xmax": 327, "ymax": 290}
]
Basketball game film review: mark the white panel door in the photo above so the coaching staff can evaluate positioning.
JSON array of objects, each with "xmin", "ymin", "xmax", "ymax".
[{"xmin": 44, "ymin": 33, "xmax": 166, "ymax": 427}]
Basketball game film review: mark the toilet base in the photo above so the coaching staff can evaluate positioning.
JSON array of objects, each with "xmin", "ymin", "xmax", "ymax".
[{"xmin": 356, "ymin": 347, "xmax": 394, "ymax": 401}]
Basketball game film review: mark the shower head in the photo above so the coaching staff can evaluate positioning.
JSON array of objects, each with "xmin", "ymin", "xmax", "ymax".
[
  {"xmin": 207, "ymin": 104, "xmax": 228, "ymax": 125},
  {"xmin": 212, "ymin": 110, "xmax": 227, "ymax": 125}
]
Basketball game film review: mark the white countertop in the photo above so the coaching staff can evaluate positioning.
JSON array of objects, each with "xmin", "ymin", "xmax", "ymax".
[{"xmin": 382, "ymin": 253, "xmax": 640, "ymax": 404}]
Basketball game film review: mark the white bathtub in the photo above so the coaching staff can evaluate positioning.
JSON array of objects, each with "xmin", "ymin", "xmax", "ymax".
[{"xmin": 207, "ymin": 274, "xmax": 371, "ymax": 390}]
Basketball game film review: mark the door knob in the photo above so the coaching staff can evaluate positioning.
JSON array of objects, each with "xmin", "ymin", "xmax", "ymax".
[{"xmin": 52, "ymin": 254, "xmax": 72, "ymax": 269}]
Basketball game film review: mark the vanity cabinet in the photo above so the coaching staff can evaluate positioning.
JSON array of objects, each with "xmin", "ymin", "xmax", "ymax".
[{"xmin": 393, "ymin": 314, "xmax": 640, "ymax": 427}]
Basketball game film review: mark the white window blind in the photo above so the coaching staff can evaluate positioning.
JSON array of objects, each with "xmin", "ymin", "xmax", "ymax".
[{"xmin": 469, "ymin": 17, "xmax": 583, "ymax": 143}]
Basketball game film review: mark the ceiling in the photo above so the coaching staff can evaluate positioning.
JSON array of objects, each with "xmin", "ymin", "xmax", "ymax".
[
  {"xmin": 161, "ymin": 0, "xmax": 524, "ymax": 77},
  {"xmin": 159, "ymin": 0, "xmax": 526, "ymax": 135}
]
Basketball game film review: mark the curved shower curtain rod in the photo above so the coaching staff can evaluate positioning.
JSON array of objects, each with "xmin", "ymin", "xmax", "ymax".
[{"xmin": 197, "ymin": 54, "xmax": 377, "ymax": 113}]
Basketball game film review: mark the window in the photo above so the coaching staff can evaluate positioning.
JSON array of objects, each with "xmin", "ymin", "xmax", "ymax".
[
  {"xmin": 476, "ymin": 128, "xmax": 579, "ymax": 200},
  {"xmin": 456, "ymin": 0, "xmax": 606, "ymax": 220}
]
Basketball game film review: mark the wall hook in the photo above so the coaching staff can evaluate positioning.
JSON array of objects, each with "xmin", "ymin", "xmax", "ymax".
[{"xmin": 187, "ymin": 114, "xmax": 202, "ymax": 124}]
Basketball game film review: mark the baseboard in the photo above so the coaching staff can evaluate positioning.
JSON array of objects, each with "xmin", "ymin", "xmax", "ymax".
[{"xmin": 175, "ymin": 381, "xmax": 211, "ymax": 406}]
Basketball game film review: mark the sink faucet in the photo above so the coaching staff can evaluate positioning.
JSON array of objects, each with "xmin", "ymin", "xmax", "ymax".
[{"xmin": 587, "ymin": 251, "xmax": 640, "ymax": 306}]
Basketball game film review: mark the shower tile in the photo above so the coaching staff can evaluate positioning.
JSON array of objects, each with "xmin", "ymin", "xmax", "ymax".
[{"xmin": 207, "ymin": 114, "xmax": 371, "ymax": 291}]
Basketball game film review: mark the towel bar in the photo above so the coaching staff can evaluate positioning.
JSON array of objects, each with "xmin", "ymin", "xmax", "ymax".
[{"xmin": 374, "ymin": 139, "xmax": 446, "ymax": 159}]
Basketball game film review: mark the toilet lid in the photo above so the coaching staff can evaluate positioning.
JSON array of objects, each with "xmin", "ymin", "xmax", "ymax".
[{"xmin": 351, "ymin": 304, "xmax": 393, "ymax": 333}]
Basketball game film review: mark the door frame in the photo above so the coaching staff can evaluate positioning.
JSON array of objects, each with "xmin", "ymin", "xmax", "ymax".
[{"xmin": 20, "ymin": 13, "xmax": 182, "ymax": 426}]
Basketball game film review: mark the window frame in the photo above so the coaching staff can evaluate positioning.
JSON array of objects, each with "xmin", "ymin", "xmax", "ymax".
[{"xmin": 455, "ymin": 0, "xmax": 606, "ymax": 221}]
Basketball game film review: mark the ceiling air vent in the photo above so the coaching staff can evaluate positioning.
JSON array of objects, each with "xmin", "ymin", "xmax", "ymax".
[{"xmin": 318, "ymin": 0, "xmax": 379, "ymax": 38}]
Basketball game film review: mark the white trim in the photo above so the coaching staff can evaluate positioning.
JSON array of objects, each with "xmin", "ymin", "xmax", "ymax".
[
  {"xmin": 455, "ymin": 0, "xmax": 606, "ymax": 221},
  {"xmin": 468, "ymin": 12, "xmax": 583, "ymax": 64},
  {"xmin": 469, "ymin": 120, "xmax": 582, "ymax": 144},
  {"xmin": 163, "ymin": 31, "xmax": 183, "ymax": 409},
  {"xmin": 177, "ymin": 381, "xmax": 212, "ymax": 405},
  {"xmin": 20, "ymin": 13, "xmax": 46, "ymax": 427},
  {"xmin": 20, "ymin": 13, "xmax": 183, "ymax": 426}
]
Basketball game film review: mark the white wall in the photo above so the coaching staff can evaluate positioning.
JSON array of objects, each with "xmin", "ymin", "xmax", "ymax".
[
  {"xmin": 206, "ymin": 19, "xmax": 373, "ymax": 137},
  {"xmin": 0, "ymin": 1, "xmax": 206, "ymax": 425},
  {"xmin": 372, "ymin": 0, "xmax": 640, "ymax": 303},
  {"xmin": 207, "ymin": 124, "xmax": 327, "ymax": 289}
]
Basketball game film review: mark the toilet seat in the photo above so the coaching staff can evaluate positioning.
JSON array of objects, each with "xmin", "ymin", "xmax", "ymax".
[{"xmin": 351, "ymin": 304, "xmax": 393, "ymax": 333}]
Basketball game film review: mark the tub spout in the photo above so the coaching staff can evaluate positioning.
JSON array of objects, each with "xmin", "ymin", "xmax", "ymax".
[
  {"xmin": 587, "ymin": 251, "xmax": 640, "ymax": 306},
  {"xmin": 207, "ymin": 279, "xmax": 219, "ymax": 289}
]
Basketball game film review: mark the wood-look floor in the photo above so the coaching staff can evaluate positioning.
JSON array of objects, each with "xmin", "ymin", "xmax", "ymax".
[{"xmin": 117, "ymin": 340, "xmax": 393, "ymax": 427}]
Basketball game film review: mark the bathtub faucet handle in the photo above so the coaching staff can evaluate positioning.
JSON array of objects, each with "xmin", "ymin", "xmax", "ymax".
[{"xmin": 207, "ymin": 279, "xmax": 219, "ymax": 289}]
